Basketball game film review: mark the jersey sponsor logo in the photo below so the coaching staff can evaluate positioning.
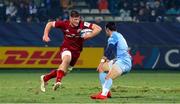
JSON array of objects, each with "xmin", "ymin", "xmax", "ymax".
[
  {"xmin": 66, "ymin": 34, "xmax": 80, "ymax": 38},
  {"xmin": 65, "ymin": 29, "xmax": 69, "ymax": 32},
  {"xmin": 84, "ymin": 22, "xmax": 90, "ymax": 27}
]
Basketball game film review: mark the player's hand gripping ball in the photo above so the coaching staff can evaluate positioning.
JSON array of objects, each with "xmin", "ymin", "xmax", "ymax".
[{"xmin": 80, "ymin": 29, "xmax": 92, "ymax": 38}]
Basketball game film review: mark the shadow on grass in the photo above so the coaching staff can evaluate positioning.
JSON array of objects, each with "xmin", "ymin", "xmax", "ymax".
[
  {"xmin": 112, "ymin": 95, "xmax": 179, "ymax": 103},
  {"xmin": 112, "ymin": 95, "xmax": 145, "ymax": 99}
]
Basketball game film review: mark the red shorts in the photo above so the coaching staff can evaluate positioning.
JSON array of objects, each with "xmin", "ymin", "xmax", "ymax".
[{"xmin": 60, "ymin": 47, "xmax": 80, "ymax": 66}]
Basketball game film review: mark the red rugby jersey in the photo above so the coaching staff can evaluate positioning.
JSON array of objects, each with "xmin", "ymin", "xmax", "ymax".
[{"xmin": 54, "ymin": 20, "xmax": 93, "ymax": 52}]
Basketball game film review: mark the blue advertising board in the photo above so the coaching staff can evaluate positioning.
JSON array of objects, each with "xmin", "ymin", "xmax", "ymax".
[{"xmin": 130, "ymin": 47, "xmax": 180, "ymax": 69}]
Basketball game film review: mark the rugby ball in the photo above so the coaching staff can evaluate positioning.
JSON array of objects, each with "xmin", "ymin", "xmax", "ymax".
[{"xmin": 80, "ymin": 29, "xmax": 92, "ymax": 38}]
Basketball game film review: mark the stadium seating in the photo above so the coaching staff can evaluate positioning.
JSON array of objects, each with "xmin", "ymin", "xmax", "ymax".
[{"xmin": 0, "ymin": 0, "xmax": 179, "ymax": 22}]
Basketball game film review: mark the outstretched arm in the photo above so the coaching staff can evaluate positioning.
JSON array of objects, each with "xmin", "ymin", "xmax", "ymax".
[{"xmin": 43, "ymin": 21, "xmax": 55, "ymax": 42}]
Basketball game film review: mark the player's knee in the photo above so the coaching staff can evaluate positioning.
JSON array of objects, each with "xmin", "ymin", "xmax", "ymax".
[
  {"xmin": 102, "ymin": 62, "xmax": 110, "ymax": 71},
  {"xmin": 62, "ymin": 55, "xmax": 71, "ymax": 64},
  {"xmin": 112, "ymin": 68, "xmax": 123, "ymax": 79}
]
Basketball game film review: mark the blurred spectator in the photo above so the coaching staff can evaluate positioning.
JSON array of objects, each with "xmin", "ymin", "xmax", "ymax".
[
  {"xmin": 37, "ymin": 2, "xmax": 47, "ymax": 22},
  {"xmin": 154, "ymin": 1, "xmax": 165, "ymax": 16},
  {"xmin": 61, "ymin": 11, "xmax": 69, "ymax": 20},
  {"xmin": 166, "ymin": 6, "xmax": 179, "ymax": 15},
  {"xmin": 56, "ymin": 16, "xmax": 62, "ymax": 21},
  {"xmin": 27, "ymin": 0, "xmax": 39, "ymax": 23},
  {"xmin": 98, "ymin": 0, "xmax": 108, "ymax": 12},
  {"xmin": 60, "ymin": 0, "xmax": 73, "ymax": 11},
  {"xmin": 0, "ymin": 0, "xmax": 5, "ymax": 21},
  {"xmin": 122, "ymin": 1, "xmax": 131, "ymax": 11},
  {"xmin": 108, "ymin": 0, "xmax": 119, "ymax": 15},
  {"xmin": 95, "ymin": 17, "xmax": 103, "ymax": 23},
  {"xmin": 86, "ymin": 0, "xmax": 97, "ymax": 9},
  {"xmin": 155, "ymin": 1, "xmax": 166, "ymax": 22},
  {"xmin": 144, "ymin": 2, "xmax": 151, "ymax": 21},
  {"xmin": 50, "ymin": 0, "xmax": 62, "ymax": 19},
  {"xmin": 0, "ymin": 0, "xmax": 179, "ymax": 23},
  {"xmin": 28, "ymin": 1, "xmax": 37, "ymax": 16},
  {"xmin": 131, "ymin": 2, "xmax": 139, "ymax": 19},
  {"xmin": 34, "ymin": 0, "xmax": 42, "ymax": 7},
  {"xmin": 139, "ymin": 1, "xmax": 145, "ymax": 9},
  {"xmin": 27, "ymin": 15, "xmax": 39, "ymax": 23},
  {"xmin": 44, "ymin": 0, "xmax": 51, "ymax": 10},
  {"xmin": 136, "ymin": 9, "xmax": 148, "ymax": 22},
  {"xmin": 17, "ymin": 2, "xmax": 28, "ymax": 22},
  {"xmin": 119, "ymin": 1, "xmax": 131, "ymax": 21},
  {"xmin": 176, "ymin": 16, "xmax": 180, "ymax": 22},
  {"xmin": 149, "ymin": 10, "xmax": 157, "ymax": 22},
  {"xmin": 6, "ymin": 2, "xmax": 17, "ymax": 22}
]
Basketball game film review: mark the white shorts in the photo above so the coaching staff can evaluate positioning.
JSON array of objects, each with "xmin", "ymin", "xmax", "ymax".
[
  {"xmin": 108, "ymin": 58, "xmax": 132, "ymax": 74},
  {"xmin": 61, "ymin": 50, "xmax": 72, "ymax": 60},
  {"xmin": 61, "ymin": 50, "xmax": 73, "ymax": 72}
]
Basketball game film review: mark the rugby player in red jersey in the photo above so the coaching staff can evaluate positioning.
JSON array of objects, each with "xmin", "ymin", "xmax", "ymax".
[{"xmin": 40, "ymin": 10, "xmax": 102, "ymax": 92}]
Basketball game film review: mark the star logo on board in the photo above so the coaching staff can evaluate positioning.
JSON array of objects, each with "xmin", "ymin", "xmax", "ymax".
[{"xmin": 132, "ymin": 51, "xmax": 145, "ymax": 66}]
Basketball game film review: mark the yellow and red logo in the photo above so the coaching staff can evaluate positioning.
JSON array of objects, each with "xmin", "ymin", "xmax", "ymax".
[{"xmin": 0, "ymin": 47, "xmax": 103, "ymax": 68}]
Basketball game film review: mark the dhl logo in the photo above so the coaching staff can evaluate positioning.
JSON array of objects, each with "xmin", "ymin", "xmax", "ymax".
[
  {"xmin": 0, "ymin": 47, "xmax": 103, "ymax": 68},
  {"xmin": 0, "ymin": 50, "xmax": 83, "ymax": 65}
]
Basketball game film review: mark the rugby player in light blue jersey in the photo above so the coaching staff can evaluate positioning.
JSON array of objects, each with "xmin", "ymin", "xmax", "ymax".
[{"xmin": 90, "ymin": 22, "xmax": 132, "ymax": 100}]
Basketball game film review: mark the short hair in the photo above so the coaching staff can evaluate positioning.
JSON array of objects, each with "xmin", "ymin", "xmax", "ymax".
[
  {"xmin": 70, "ymin": 10, "xmax": 80, "ymax": 17},
  {"xmin": 105, "ymin": 22, "xmax": 117, "ymax": 31}
]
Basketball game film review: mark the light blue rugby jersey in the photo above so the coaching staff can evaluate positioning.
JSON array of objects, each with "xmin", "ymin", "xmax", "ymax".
[{"xmin": 107, "ymin": 31, "xmax": 131, "ymax": 63}]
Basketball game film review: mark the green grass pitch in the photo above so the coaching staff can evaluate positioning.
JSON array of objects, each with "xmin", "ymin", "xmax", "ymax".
[{"xmin": 0, "ymin": 69, "xmax": 180, "ymax": 103}]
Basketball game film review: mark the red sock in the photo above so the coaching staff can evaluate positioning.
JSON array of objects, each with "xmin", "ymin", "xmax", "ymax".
[
  {"xmin": 44, "ymin": 69, "xmax": 57, "ymax": 82},
  {"xmin": 56, "ymin": 70, "xmax": 65, "ymax": 82}
]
